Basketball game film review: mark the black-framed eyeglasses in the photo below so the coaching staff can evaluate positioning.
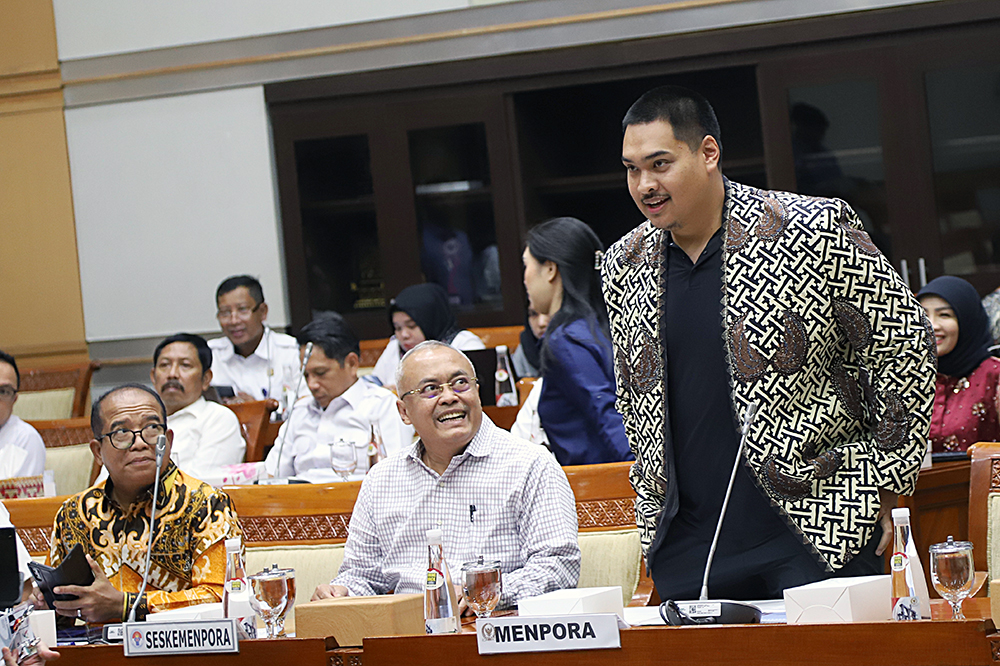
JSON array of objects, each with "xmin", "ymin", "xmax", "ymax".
[
  {"xmin": 101, "ymin": 423, "xmax": 166, "ymax": 450},
  {"xmin": 401, "ymin": 376, "xmax": 478, "ymax": 400},
  {"xmin": 216, "ymin": 303, "xmax": 262, "ymax": 320},
  {"xmin": 0, "ymin": 386, "xmax": 17, "ymax": 401}
]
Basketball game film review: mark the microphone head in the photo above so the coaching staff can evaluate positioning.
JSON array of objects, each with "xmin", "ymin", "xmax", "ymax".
[
  {"xmin": 302, "ymin": 341, "xmax": 314, "ymax": 363},
  {"xmin": 155, "ymin": 433, "xmax": 167, "ymax": 458}
]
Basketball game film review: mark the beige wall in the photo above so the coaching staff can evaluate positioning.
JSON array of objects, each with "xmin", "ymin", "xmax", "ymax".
[{"xmin": 0, "ymin": 0, "xmax": 87, "ymax": 365}]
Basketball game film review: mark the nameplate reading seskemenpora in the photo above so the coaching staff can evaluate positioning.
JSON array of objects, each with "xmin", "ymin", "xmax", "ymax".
[{"xmin": 123, "ymin": 619, "xmax": 240, "ymax": 657}]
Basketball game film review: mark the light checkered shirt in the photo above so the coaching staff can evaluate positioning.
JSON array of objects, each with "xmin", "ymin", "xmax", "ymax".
[{"xmin": 332, "ymin": 417, "xmax": 580, "ymax": 608}]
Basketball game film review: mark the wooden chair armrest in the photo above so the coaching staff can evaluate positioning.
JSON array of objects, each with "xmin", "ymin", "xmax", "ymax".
[{"xmin": 628, "ymin": 560, "xmax": 660, "ymax": 607}]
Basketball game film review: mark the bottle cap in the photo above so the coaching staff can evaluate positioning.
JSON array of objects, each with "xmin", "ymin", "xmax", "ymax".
[
  {"xmin": 891, "ymin": 507, "xmax": 910, "ymax": 522},
  {"xmin": 426, "ymin": 528, "xmax": 443, "ymax": 545},
  {"xmin": 225, "ymin": 537, "xmax": 242, "ymax": 551},
  {"xmin": 495, "ymin": 345, "xmax": 508, "ymax": 354}
]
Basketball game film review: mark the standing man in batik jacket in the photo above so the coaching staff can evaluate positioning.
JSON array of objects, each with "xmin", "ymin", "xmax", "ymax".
[{"xmin": 602, "ymin": 86, "xmax": 935, "ymax": 600}]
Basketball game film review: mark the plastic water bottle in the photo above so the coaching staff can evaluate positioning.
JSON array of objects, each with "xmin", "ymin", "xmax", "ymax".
[
  {"xmin": 223, "ymin": 537, "xmax": 257, "ymax": 638},
  {"xmin": 424, "ymin": 529, "xmax": 459, "ymax": 634},
  {"xmin": 494, "ymin": 345, "xmax": 518, "ymax": 407},
  {"xmin": 890, "ymin": 507, "xmax": 930, "ymax": 620}
]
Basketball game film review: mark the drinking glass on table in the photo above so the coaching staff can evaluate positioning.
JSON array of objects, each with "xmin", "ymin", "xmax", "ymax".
[
  {"xmin": 461, "ymin": 557, "xmax": 502, "ymax": 619},
  {"xmin": 329, "ymin": 439, "xmax": 357, "ymax": 481},
  {"xmin": 929, "ymin": 536, "xmax": 975, "ymax": 620},
  {"xmin": 248, "ymin": 570, "xmax": 288, "ymax": 639},
  {"xmin": 268, "ymin": 566, "xmax": 296, "ymax": 638}
]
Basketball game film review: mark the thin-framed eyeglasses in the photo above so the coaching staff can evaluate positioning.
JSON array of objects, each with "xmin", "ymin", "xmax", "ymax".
[
  {"xmin": 0, "ymin": 386, "xmax": 17, "ymax": 401},
  {"xmin": 401, "ymin": 376, "xmax": 478, "ymax": 400},
  {"xmin": 101, "ymin": 423, "xmax": 167, "ymax": 450},
  {"xmin": 216, "ymin": 303, "xmax": 262, "ymax": 321}
]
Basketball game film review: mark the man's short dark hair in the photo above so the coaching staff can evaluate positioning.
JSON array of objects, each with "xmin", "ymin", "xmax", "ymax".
[
  {"xmin": 91, "ymin": 383, "xmax": 168, "ymax": 439},
  {"xmin": 0, "ymin": 348, "xmax": 19, "ymax": 390},
  {"xmin": 216, "ymin": 275, "xmax": 265, "ymax": 306},
  {"xmin": 153, "ymin": 333, "xmax": 212, "ymax": 375},
  {"xmin": 622, "ymin": 85, "xmax": 723, "ymax": 154},
  {"xmin": 296, "ymin": 312, "xmax": 360, "ymax": 365}
]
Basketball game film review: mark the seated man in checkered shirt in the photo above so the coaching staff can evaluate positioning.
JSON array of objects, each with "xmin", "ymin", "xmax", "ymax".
[{"xmin": 312, "ymin": 340, "xmax": 581, "ymax": 609}]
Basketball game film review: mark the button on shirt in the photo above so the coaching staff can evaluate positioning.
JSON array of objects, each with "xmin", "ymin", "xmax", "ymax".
[
  {"xmin": 168, "ymin": 397, "xmax": 245, "ymax": 482},
  {"xmin": 0, "ymin": 415, "xmax": 45, "ymax": 480},
  {"xmin": 209, "ymin": 327, "xmax": 302, "ymax": 402},
  {"xmin": 264, "ymin": 379, "xmax": 414, "ymax": 483},
  {"xmin": 332, "ymin": 418, "xmax": 581, "ymax": 608}
]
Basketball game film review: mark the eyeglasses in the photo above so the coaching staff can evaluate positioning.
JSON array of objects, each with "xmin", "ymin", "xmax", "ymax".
[
  {"xmin": 401, "ymin": 376, "xmax": 478, "ymax": 400},
  {"xmin": 101, "ymin": 423, "xmax": 167, "ymax": 450},
  {"xmin": 0, "ymin": 386, "xmax": 17, "ymax": 401},
  {"xmin": 216, "ymin": 303, "xmax": 262, "ymax": 321}
]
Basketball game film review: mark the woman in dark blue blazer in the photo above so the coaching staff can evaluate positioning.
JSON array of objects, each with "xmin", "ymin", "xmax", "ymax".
[{"xmin": 522, "ymin": 217, "xmax": 633, "ymax": 465}]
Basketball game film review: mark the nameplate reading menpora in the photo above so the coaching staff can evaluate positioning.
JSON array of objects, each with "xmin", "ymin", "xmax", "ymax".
[
  {"xmin": 476, "ymin": 614, "xmax": 621, "ymax": 654},
  {"xmin": 122, "ymin": 619, "xmax": 240, "ymax": 657}
]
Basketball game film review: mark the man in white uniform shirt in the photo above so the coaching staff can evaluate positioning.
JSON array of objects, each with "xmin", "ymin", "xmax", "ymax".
[
  {"xmin": 312, "ymin": 341, "xmax": 580, "ymax": 608},
  {"xmin": 152, "ymin": 334, "xmax": 245, "ymax": 481},
  {"xmin": 265, "ymin": 313, "xmax": 413, "ymax": 483},
  {"xmin": 208, "ymin": 275, "xmax": 301, "ymax": 407},
  {"xmin": 0, "ymin": 350, "xmax": 45, "ymax": 480}
]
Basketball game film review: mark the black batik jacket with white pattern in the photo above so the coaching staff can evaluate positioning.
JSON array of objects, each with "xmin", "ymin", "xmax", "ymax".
[{"xmin": 601, "ymin": 179, "xmax": 936, "ymax": 571}]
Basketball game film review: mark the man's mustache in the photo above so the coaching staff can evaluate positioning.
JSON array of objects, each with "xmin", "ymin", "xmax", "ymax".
[{"xmin": 161, "ymin": 380, "xmax": 184, "ymax": 392}]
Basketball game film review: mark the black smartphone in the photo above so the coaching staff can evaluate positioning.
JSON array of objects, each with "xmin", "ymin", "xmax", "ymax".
[
  {"xmin": 27, "ymin": 544, "xmax": 95, "ymax": 609},
  {"xmin": 0, "ymin": 528, "xmax": 20, "ymax": 608},
  {"xmin": 215, "ymin": 385, "xmax": 236, "ymax": 399}
]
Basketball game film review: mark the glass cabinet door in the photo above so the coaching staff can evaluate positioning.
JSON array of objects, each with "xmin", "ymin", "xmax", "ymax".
[
  {"xmin": 787, "ymin": 80, "xmax": 892, "ymax": 258},
  {"xmin": 294, "ymin": 134, "xmax": 386, "ymax": 314},
  {"xmin": 408, "ymin": 123, "xmax": 502, "ymax": 310},
  {"xmin": 925, "ymin": 64, "xmax": 1000, "ymax": 279}
]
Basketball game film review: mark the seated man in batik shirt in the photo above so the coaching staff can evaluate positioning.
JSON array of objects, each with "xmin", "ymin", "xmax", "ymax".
[{"xmin": 34, "ymin": 383, "xmax": 241, "ymax": 623}]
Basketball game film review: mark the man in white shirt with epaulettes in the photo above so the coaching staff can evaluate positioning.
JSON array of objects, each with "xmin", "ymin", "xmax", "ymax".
[
  {"xmin": 208, "ymin": 275, "xmax": 302, "ymax": 407},
  {"xmin": 265, "ymin": 313, "xmax": 414, "ymax": 483}
]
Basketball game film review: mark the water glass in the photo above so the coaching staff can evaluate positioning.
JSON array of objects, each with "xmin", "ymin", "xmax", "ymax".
[
  {"xmin": 248, "ymin": 570, "xmax": 288, "ymax": 639},
  {"xmin": 929, "ymin": 536, "xmax": 975, "ymax": 620},
  {"xmin": 329, "ymin": 439, "xmax": 357, "ymax": 481},
  {"xmin": 461, "ymin": 557, "xmax": 502, "ymax": 618}
]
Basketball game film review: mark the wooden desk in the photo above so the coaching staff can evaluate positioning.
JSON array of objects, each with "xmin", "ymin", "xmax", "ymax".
[
  {"xmin": 363, "ymin": 600, "xmax": 997, "ymax": 666},
  {"xmin": 51, "ymin": 637, "xmax": 334, "ymax": 666}
]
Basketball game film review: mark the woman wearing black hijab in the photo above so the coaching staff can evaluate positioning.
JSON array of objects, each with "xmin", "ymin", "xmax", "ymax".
[
  {"xmin": 918, "ymin": 275, "xmax": 1000, "ymax": 453},
  {"xmin": 370, "ymin": 283, "xmax": 485, "ymax": 390}
]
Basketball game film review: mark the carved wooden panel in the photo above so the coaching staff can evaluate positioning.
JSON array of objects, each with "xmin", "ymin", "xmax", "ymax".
[
  {"xmin": 21, "ymin": 369, "xmax": 83, "ymax": 392},
  {"xmin": 990, "ymin": 634, "xmax": 1000, "ymax": 661},
  {"xmin": 991, "ymin": 458, "xmax": 1000, "ymax": 492},
  {"xmin": 18, "ymin": 527, "xmax": 51, "ymax": 555},
  {"xmin": 239, "ymin": 514, "xmax": 352, "ymax": 545},
  {"xmin": 37, "ymin": 425, "xmax": 93, "ymax": 448},
  {"xmin": 576, "ymin": 497, "xmax": 635, "ymax": 530},
  {"xmin": 330, "ymin": 648, "xmax": 364, "ymax": 666}
]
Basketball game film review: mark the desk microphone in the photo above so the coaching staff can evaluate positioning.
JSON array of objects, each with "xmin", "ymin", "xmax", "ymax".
[
  {"xmin": 271, "ymin": 341, "xmax": 313, "ymax": 479},
  {"xmin": 661, "ymin": 403, "xmax": 763, "ymax": 626},
  {"xmin": 127, "ymin": 433, "xmax": 168, "ymax": 623}
]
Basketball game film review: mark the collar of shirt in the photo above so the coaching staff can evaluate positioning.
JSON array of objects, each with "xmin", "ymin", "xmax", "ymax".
[
  {"xmin": 407, "ymin": 415, "xmax": 497, "ymax": 476},
  {"xmin": 102, "ymin": 460, "xmax": 180, "ymax": 514},
  {"xmin": 213, "ymin": 326, "xmax": 276, "ymax": 364},
  {"xmin": 167, "ymin": 396, "xmax": 210, "ymax": 424},
  {"xmin": 308, "ymin": 377, "xmax": 368, "ymax": 416}
]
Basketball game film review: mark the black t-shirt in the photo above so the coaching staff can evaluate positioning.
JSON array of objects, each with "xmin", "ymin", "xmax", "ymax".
[{"xmin": 654, "ymin": 228, "xmax": 800, "ymax": 597}]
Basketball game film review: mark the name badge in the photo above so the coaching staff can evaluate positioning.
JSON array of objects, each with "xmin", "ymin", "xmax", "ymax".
[
  {"xmin": 123, "ymin": 619, "xmax": 240, "ymax": 657},
  {"xmin": 476, "ymin": 614, "xmax": 620, "ymax": 654}
]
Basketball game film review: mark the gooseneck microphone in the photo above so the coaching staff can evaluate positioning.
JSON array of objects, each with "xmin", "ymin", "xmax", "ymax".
[
  {"xmin": 661, "ymin": 403, "xmax": 763, "ymax": 626},
  {"xmin": 272, "ymin": 341, "xmax": 313, "ymax": 478},
  {"xmin": 127, "ymin": 433, "xmax": 168, "ymax": 623}
]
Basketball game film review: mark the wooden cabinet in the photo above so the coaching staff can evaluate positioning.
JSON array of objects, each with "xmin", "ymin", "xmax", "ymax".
[{"xmin": 269, "ymin": 5, "xmax": 1000, "ymax": 336}]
